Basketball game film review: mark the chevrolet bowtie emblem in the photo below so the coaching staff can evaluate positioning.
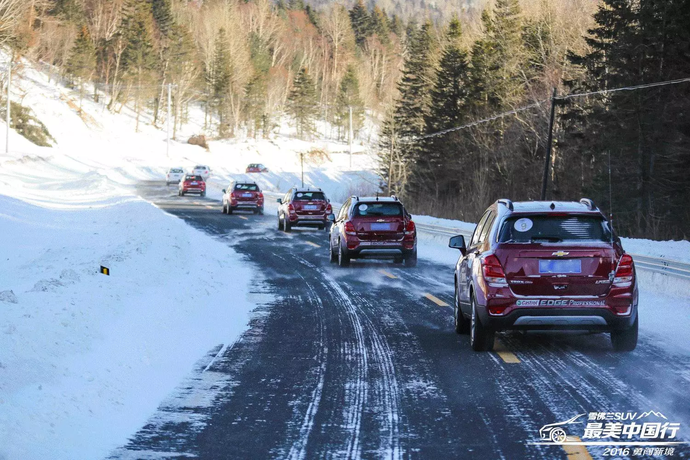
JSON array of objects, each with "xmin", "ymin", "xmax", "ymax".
[
  {"xmin": 377, "ymin": 219, "xmax": 385, "ymax": 222},
  {"xmin": 552, "ymin": 251, "xmax": 570, "ymax": 257}
]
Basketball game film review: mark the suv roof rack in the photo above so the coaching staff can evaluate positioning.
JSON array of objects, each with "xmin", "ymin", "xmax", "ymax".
[
  {"xmin": 580, "ymin": 198, "xmax": 596, "ymax": 210},
  {"xmin": 351, "ymin": 195, "xmax": 359, "ymax": 201},
  {"xmin": 390, "ymin": 194, "xmax": 398, "ymax": 201},
  {"xmin": 497, "ymin": 198, "xmax": 514, "ymax": 211}
]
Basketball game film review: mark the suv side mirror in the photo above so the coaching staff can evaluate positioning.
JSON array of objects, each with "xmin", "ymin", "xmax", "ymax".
[
  {"xmin": 449, "ymin": 235, "xmax": 467, "ymax": 256},
  {"xmin": 222, "ymin": 189, "xmax": 226, "ymax": 194},
  {"xmin": 277, "ymin": 198, "xmax": 282, "ymax": 204},
  {"xmin": 327, "ymin": 214, "xmax": 335, "ymax": 222}
]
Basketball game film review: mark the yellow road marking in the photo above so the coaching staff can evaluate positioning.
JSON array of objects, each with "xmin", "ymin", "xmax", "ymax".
[
  {"xmin": 378, "ymin": 270, "xmax": 397, "ymax": 279},
  {"xmin": 305, "ymin": 241, "xmax": 321, "ymax": 248},
  {"xmin": 493, "ymin": 338, "xmax": 520, "ymax": 364},
  {"xmin": 562, "ymin": 437, "xmax": 593, "ymax": 460},
  {"xmin": 423, "ymin": 293, "xmax": 449, "ymax": 308},
  {"xmin": 239, "ymin": 216, "xmax": 249, "ymax": 220}
]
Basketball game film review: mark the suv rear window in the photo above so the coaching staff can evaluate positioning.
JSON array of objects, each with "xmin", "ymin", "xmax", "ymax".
[
  {"xmin": 354, "ymin": 202, "xmax": 403, "ymax": 217},
  {"xmin": 185, "ymin": 175, "xmax": 202, "ymax": 181},
  {"xmin": 170, "ymin": 168, "xmax": 183, "ymax": 173},
  {"xmin": 294, "ymin": 191, "xmax": 325, "ymax": 201},
  {"xmin": 235, "ymin": 183, "xmax": 259, "ymax": 191},
  {"xmin": 498, "ymin": 215, "xmax": 612, "ymax": 243}
]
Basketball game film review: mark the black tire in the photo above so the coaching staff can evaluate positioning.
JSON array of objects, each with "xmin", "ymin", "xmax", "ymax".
[
  {"xmin": 258, "ymin": 207, "xmax": 264, "ymax": 215},
  {"xmin": 318, "ymin": 225, "xmax": 325, "ymax": 230},
  {"xmin": 166, "ymin": 182, "xmax": 170, "ymax": 186},
  {"xmin": 283, "ymin": 216, "xmax": 291, "ymax": 232},
  {"xmin": 278, "ymin": 215, "xmax": 282, "ymax": 230},
  {"xmin": 228, "ymin": 207, "xmax": 233, "ymax": 214},
  {"xmin": 454, "ymin": 283, "xmax": 470, "ymax": 334},
  {"xmin": 470, "ymin": 294, "xmax": 494, "ymax": 351},
  {"xmin": 404, "ymin": 249, "xmax": 418, "ymax": 267},
  {"xmin": 180, "ymin": 191, "xmax": 185, "ymax": 196},
  {"xmin": 329, "ymin": 240, "xmax": 337, "ymax": 263},
  {"xmin": 338, "ymin": 240, "xmax": 350, "ymax": 266},
  {"xmin": 201, "ymin": 191, "xmax": 206, "ymax": 197},
  {"xmin": 393, "ymin": 257, "xmax": 403, "ymax": 264},
  {"xmin": 611, "ymin": 316, "xmax": 638, "ymax": 352},
  {"xmin": 222, "ymin": 203, "xmax": 227, "ymax": 214}
]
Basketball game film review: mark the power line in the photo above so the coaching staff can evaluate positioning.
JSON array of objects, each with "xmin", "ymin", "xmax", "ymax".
[
  {"xmin": 559, "ymin": 76, "xmax": 690, "ymax": 100},
  {"xmin": 413, "ymin": 76, "xmax": 690, "ymax": 141}
]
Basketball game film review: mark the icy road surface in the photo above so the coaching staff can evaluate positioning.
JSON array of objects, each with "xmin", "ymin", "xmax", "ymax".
[{"xmin": 110, "ymin": 182, "xmax": 690, "ymax": 459}]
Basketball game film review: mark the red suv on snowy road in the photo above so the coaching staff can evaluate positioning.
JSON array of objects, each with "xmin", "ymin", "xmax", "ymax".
[
  {"xmin": 329, "ymin": 196, "xmax": 417, "ymax": 267},
  {"xmin": 277, "ymin": 188, "xmax": 333, "ymax": 231},
  {"xmin": 178, "ymin": 174, "xmax": 206, "ymax": 197},
  {"xmin": 450, "ymin": 199, "xmax": 638, "ymax": 352},
  {"xmin": 222, "ymin": 181, "xmax": 264, "ymax": 214}
]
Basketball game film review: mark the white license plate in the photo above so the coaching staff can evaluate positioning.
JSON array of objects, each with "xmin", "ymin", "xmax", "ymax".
[
  {"xmin": 303, "ymin": 205, "xmax": 318, "ymax": 210},
  {"xmin": 243, "ymin": 193, "xmax": 252, "ymax": 197},
  {"xmin": 191, "ymin": 182, "xmax": 198, "ymax": 185}
]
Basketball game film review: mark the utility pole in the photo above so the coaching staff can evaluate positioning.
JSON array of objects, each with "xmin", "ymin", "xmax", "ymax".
[
  {"xmin": 6, "ymin": 56, "xmax": 11, "ymax": 155},
  {"xmin": 166, "ymin": 83, "xmax": 172, "ymax": 159},
  {"xmin": 348, "ymin": 106, "xmax": 353, "ymax": 169},
  {"xmin": 540, "ymin": 88, "xmax": 558, "ymax": 200},
  {"xmin": 300, "ymin": 152, "xmax": 304, "ymax": 187}
]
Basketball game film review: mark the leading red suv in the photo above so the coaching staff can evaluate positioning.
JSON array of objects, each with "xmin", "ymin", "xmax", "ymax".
[
  {"xmin": 329, "ymin": 196, "xmax": 417, "ymax": 267},
  {"xmin": 277, "ymin": 188, "xmax": 333, "ymax": 231},
  {"xmin": 178, "ymin": 174, "xmax": 206, "ymax": 197},
  {"xmin": 450, "ymin": 199, "xmax": 638, "ymax": 352},
  {"xmin": 222, "ymin": 181, "xmax": 264, "ymax": 214}
]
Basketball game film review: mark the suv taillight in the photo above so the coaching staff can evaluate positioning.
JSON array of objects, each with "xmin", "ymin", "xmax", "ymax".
[
  {"xmin": 326, "ymin": 203, "xmax": 333, "ymax": 214},
  {"xmin": 344, "ymin": 221, "xmax": 356, "ymax": 236},
  {"xmin": 404, "ymin": 220, "xmax": 415, "ymax": 234},
  {"xmin": 288, "ymin": 203, "xmax": 295, "ymax": 213},
  {"xmin": 482, "ymin": 255, "xmax": 507, "ymax": 286},
  {"xmin": 613, "ymin": 254, "xmax": 634, "ymax": 285}
]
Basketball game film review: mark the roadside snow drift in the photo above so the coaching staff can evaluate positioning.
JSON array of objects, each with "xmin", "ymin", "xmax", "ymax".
[{"xmin": 0, "ymin": 194, "xmax": 258, "ymax": 460}]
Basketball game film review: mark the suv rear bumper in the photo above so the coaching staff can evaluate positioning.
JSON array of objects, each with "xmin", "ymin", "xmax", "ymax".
[
  {"xmin": 478, "ymin": 306, "xmax": 637, "ymax": 331},
  {"xmin": 232, "ymin": 202, "xmax": 262, "ymax": 209},
  {"xmin": 289, "ymin": 214, "xmax": 328, "ymax": 226},
  {"xmin": 346, "ymin": 244, "xmax": 416, "ymax": 259}
]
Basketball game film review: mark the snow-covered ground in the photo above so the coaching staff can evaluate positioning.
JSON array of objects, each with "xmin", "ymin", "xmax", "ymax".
[{"xmin": 1, "ymin": 52, "xmax": 689, "ymax": 459}]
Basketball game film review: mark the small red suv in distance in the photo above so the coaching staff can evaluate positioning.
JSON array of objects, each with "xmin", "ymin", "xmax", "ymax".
[
  {"xmin": 178, "ymin": 174, "xmax": 206, "ymax": 197},
  {"xmin": 277, "ymin": 188, "xmax": 332, "ymax": 231},
  {"xmin": 450, "ymin": 198, "xmax": 638, "ymax": 352},
  {"xmin": 246, "ymin": 163, "xmax": 268, "ymax": 173},
  {"xmin": 329, "ymin": 196, "xmax": 417, "ymax": 267},
  {"xmin": 222, "ymin": 181, "xmax": 264, "ymax": 214}
]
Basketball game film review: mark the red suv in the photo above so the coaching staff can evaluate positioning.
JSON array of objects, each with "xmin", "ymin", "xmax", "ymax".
[
  {"xmin": 329, "ymin": 196, "xmax": 417, "ymax": 267},
  {"xmin": 222, "ymin": 181, "xmax": 264, "ymax": 214},
  {"xmin": 277, "ymin": 188, "xmax": 333, "ymax": 231},
  {"xmin": 178, "ymin": 174, "xmax": 206, "ymax": 197},
  {"xmin": 450, "ymin": 199, "xmax": 638, "ymax": 352}
]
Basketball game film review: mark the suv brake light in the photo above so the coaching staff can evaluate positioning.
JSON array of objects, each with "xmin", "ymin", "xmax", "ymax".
[
  {"xmin": 326, "ymin": 203, "xmax": 333, "ymax": 214},
  {"xmin": 613, "ymin": 254, "xmax": 634, "ymax": 285},
  {"xmin": 344, "ymin": 221, "xmax": 356, "ymax": 236},
  {"xmin": 288, "ymin": 203, "xmax": 295, "ymax": 213},
  {"xmin": 404, "ymin": 220, "xmax": 415, "ymax": 234},
  {"xmin": 482, "ymin": 255, "xmax": 507, "ymax": 286}
]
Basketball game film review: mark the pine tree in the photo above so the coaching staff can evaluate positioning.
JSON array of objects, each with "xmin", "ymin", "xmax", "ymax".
[
  {"xmin": 287, "ymin": 68, "xmax": 318, "ymax": 140},
  {"xmin": 349, "ymin": 0, "xmax": 372, "ymax": 48},
  {"xmin": 120, "ymin": 0, "xmax": 158, "ymax": 132},
  {"xmin": 211, "ymin": 28, "xmax": 234, "ymax": 138},
  {"xmin": 392, "ymin": 20, "xmax": 436, "ymax": 199},
  {"xmin": 422, "ymin": 16, "xmax": 471, "ymax": 199},
  {"xmin": 370, "ymin": 6, "xmax": 390, "ymax": 44},
  {"xmin": 66, "ymin": 25, "xmax": 96, "ymax": 113},
  {"xmin": 335, "ymin": 65, "xmax": 364, "ymax": 141},
  {"xmin": 467, "ymin": 0, "xmax": 525, "ymax": 114}
]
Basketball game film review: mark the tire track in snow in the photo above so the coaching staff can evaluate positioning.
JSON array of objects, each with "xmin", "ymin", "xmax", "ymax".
[
  {"xmin": 286, "ymin": 276, "xmax": 328, "ymax": 460},
  {"xmin": 323, "ymin": 271, "xmax": 404, "ymax": 460}
]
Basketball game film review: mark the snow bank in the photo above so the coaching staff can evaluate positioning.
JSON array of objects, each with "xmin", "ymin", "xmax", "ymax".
[{"xmin": 0, "ymin": 194, "xmax": 258, "ymax": 460}]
